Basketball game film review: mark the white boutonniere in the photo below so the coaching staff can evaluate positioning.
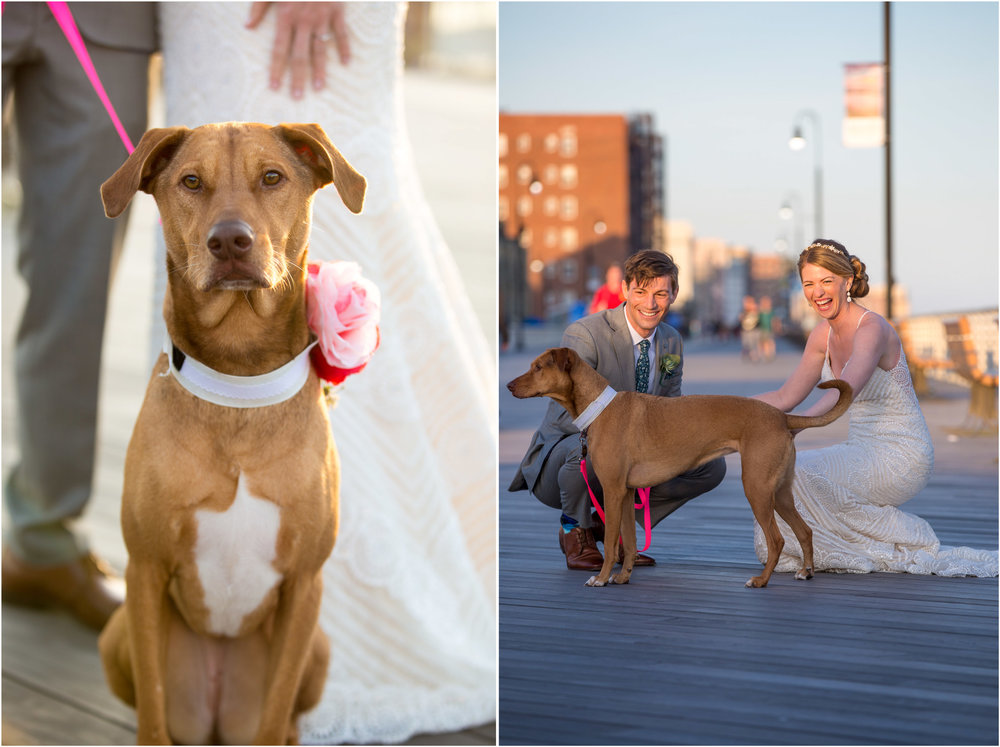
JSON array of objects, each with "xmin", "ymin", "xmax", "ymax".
[{"xmin": 658, "ymin": 353, "xmax": 681, "ymax": 385}]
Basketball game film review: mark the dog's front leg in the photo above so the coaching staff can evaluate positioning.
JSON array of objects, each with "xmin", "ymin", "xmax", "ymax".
[
  {"xmin": 126, "ymin": 560, "xmax": 173, "ymax": 745},
  {"xmin": 613, "ymin": 488, "xmax": 637, "ymax": 585},
  {"xmin": 255, "ymin": 574, "xmax": 324, "ymax": 745},
  {"xmin": 586, "ymin": 484, "xmax": 624, "ymax": 588}
]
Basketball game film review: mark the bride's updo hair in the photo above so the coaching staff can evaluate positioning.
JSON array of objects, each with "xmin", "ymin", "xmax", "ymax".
[{"xmin": 798, "ymin": 239, "xmax": 870, "ymax": 299}]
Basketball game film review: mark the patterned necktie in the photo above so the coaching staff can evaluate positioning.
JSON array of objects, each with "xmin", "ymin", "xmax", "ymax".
[{"xmin": 635, "ymin": 339, "xmax": 651, "ymax": 393}]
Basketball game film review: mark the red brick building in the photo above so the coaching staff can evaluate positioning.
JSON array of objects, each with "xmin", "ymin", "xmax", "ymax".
[{"xmin": 499, "ymin": 113, "xmax": 662, "ymax": 319}]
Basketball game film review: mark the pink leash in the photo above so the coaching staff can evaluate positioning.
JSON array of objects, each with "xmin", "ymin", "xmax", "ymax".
[
  {"xmin": 2, "ymin": 2, "xmax": 136, "ymax": 155},
  {"xmin": 580, "ymin": 458, "xmax": 653, "ymax": 553},
  {"xmin": 46, "ymin": 2, "xmax": 136, "ymax": 154}
]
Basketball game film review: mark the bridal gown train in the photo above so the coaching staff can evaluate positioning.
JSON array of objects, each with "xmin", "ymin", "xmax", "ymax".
[
  {"xmin": 157, "ymin": 3, "xmax": 496, "ymax": 743},
  {"xmin": 754, "ymin": 338, "xmax": 998, "ymax": 578}
]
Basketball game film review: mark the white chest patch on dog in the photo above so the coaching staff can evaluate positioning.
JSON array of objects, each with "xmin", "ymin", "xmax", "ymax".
[{"xmin": 194, "ymin": 474, "xmax": 282, "ymax": 637}]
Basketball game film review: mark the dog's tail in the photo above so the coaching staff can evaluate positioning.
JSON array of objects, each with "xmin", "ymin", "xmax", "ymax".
[{"xmin": 785, "ymin": 379, "xmax": 853, "ymax": 431}]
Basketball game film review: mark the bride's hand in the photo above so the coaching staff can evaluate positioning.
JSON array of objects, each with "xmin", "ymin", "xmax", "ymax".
[{"xmin": 246, "ymin": 2, "xmax": 351, "ymax": 100}]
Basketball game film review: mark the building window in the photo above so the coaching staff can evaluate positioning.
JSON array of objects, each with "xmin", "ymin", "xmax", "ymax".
[
  {"xmin": 544, "ymin": 227, "xmax": 558, "ymax": 247},
  {"xmin": 516, "ymin": 133, "xmax": 531, "ymax": 153},
  {"xmin": 559, "ymin": 128, "xmax": 577, "ymax": 157},
  {"xmin": 499, "ymin": 132, "xmax": 508, "ymax": 158},
  {"xmin": 543, "ymin": 196, "xmax": 558, "ymax": 216},
  {"xmin": 544, "ymin": 133, "xmax": 559, "ymax": 153},
  {"xmin": 499, "ymin": 164, "xmax": 508, "ymax": 189},
  {"xmin": 516, "ymin": 163, "xmax": 533, "ymax": 185},
  {"xmin": 560, "ymin": 196, "xmax": 578, "ymax": 220},
  {"xmin": 498, "ymin": 197, "xmax": 509, "ymax": 222},
  {"xmin": 561, "ymin": 226, "xmax": 578, "ymax": 252},
  {"xmin": 544, "ymin": 291, "xmax": 557, "ymax": 315},
  {"xmin": 559, "ymin": 164, "xmax": 578, "ymax": 189},
  {"xmin": 517, "ymin": 196, "xmax": 533, "ymax": 217},
  {"xmin": 544, "ymin": 164, "xmax": 558, "ymax": 185},
  {"xmin": 521, "ymin": 228, "xmax": 533, "ymax": 248},
  {"xmin": 544, "ymin": 263, "xmax": 556, "ymax": 280},
  {"xmin": 562, "ymin": 259, "xmax": 578, "ymax": 282}
]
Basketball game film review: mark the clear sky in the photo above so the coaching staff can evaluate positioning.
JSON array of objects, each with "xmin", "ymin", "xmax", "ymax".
[{"xmin": 498, "ymin": 1, "xmax": 998, "ymax": 315}]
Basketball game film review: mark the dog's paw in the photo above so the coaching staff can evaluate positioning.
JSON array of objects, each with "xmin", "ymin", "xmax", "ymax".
[
  {"xmin": 794, "ymin": 567, "xmax": 814, "ymax": 581},
  {"xmin": 585, "ymin": 575, "xmax": 607, "ymax": 587},
  {"xmin": 611, "ymin": 573, "xmax": 631, "ymax": 585},
  {"xmin": 745, "ymin": 575, "xmax": 768, "ymax": 588}
]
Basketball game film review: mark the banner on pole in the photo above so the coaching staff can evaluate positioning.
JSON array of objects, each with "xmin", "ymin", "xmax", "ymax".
[{"xmin": 843, "ymin": 63, "xmax": 885, "ymax": 148}]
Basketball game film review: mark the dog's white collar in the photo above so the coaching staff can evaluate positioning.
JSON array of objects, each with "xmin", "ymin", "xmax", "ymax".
[
  {"xmin": 572, "ymin": 386, "xmax": 617, "ymax": 431},
  {"xmin": 163, "ymin": 337, "xmax": 317, "ymax": 408}
]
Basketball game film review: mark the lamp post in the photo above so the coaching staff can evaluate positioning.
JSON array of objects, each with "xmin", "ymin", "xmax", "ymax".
[
  {"xmin": 789, "ymin": 109, "xmax": 823, "ymax": 240},
  {"xmin": 884, "ymin": 1, "xmax": 895, "ymax": 319}
]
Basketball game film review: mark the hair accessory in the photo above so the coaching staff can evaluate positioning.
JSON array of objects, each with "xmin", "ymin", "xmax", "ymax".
[{"xmin": 809, "ymin": 241, "xmax": 851, "ymax": 260}]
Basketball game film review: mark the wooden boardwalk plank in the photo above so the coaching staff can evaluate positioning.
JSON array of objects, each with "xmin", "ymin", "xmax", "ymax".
[{"xmin": 499, "ymin": 336, "xmax": 998, "ymax": 746}]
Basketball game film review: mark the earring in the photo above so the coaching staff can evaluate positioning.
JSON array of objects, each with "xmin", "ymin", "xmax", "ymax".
[{"xmin": 846, "ymin": 289, "xmax": 852, "ymax": 304}]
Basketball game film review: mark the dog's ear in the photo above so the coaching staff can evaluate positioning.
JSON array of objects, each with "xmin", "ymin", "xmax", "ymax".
[
  {"xmin": 276, "ymin": 123, "xmax": 366, "ymax": 214},
  {"xmin": 556, "ymin": 347, "xmax": 577, "ymax": 372},
  {"xmin": 101, "ymin": 127, "xmax": 190, "ymax": 218},
  {"xmin": 548, "ymin": 347, "xmax": 573, "ymax": 372}
]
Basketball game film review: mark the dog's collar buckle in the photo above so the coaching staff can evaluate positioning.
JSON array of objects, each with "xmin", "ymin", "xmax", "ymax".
[
  {"xmin": 163, "ymin": 336, "xmax": 318, "ymax": 408},
  {"xmin": 572, "ymin": 385, "xmax": 617, "ymax": 432}
]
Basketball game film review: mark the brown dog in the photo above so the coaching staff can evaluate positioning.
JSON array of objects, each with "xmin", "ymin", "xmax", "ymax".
[
  {"xmin": 507, "ymin": 347, "xmax": 852, "ymax": 589},
  {"xmin": 96, "ymin": 122, "xmax": 365, "ymax": 744}
]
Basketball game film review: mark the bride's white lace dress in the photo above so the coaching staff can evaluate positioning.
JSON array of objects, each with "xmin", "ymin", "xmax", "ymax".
[
  {"xmin": 754, "ymin": 339, "xmax": 998, "ymax": 577},
  {"xmin": 157, "ymin": 3, "xmax": 496, "ymax": 743}
]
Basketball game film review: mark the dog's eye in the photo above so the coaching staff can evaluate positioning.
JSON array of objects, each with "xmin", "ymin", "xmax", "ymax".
[
  {"xmin": 262, "ymin": 170, "xmax": 282, "ymax": 187},
  {"xmin": 182, "ymin": 175, "xmax": 201, "ymax": 190}
]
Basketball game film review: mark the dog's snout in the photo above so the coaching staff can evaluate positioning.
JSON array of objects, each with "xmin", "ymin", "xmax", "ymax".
[{"xmin": 207, "ymin": 220, "xmax": 255, "ymax": 260}]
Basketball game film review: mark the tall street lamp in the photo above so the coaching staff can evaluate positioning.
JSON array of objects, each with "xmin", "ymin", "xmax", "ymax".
[
  {"xmin": 789, "ymin": 109, "xmax": 823, "ymax": 240},
  {"xmin": 884, "ymin": 1, "xmax": 895, "ymax": 319}
]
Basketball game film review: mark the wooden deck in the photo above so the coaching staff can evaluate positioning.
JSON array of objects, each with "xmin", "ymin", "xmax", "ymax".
[{"xmin": 499, "ymin": 334, "xmax": 998, "ymax": 746}]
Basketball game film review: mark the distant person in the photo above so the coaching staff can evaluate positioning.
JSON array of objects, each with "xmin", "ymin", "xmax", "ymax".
[
  {"xmin": 509, "ymin": 250, "xmax": 726, "ymax": 570},
  {"xmin": 757, "ymin": 295, "xmax": 776, "ymax": 361},
  {"xmin": 752, "ymin": 240, "xmax": 996, "ymax": 576},
  {"xmin": 588, "ymin": 263, "xmax": 625, "ymax": 314},
  {"xmin": 739, "ymin": 295, "xmax": 760, "ymax": 362},
  {"xmin": 1, "ymin": 2, "xmax": 156, "ymax": 631}
]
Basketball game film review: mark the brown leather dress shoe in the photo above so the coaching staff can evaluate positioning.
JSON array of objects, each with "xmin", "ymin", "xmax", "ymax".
[
  {"xmin": 558, "ymin": 527, "xmax": 604, "ymax": 571},
  {"xmin": 2, "ymin": 548, "xmax": 124, "ymax": 631},
  {"xmin": 590, "ymin": 510, "xmax": 656, "ymax": 566}
]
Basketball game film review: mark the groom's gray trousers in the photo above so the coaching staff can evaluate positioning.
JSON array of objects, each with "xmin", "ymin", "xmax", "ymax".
[
  {"xmin": 531, "ymin": 433, "xmax": 727, "ymax": 528},
  {"xmin": 2, "ymin": 2, "xmax": 155, "ymax": 564}
]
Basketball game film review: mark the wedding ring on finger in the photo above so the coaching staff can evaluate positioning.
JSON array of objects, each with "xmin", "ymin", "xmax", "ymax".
[{"xmin": 315, "ymin": 33, "xmax": 333, "ymax": 43}]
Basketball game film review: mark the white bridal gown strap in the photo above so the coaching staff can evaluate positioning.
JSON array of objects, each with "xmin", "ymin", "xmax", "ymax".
[
  {"xmin": 753, "ymin": 316, "xmax": 997, "ymax": 577},
  {"xmin": 157, "ymin": 3, "xmax": 496, "ymax": 743}
]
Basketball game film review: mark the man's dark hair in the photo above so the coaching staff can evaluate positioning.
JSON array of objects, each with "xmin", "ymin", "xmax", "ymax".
[{"xmin": 623, "ymin": 250, "xmax": 678, "ymax": 291}]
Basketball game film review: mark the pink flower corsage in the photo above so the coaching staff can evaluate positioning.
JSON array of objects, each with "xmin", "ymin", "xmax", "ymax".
[{"xmin": 306, "ymin": 261, "xmax": 381, "ymax": 387}]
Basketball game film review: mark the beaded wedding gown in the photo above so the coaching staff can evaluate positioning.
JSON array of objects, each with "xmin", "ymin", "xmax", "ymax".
[
  {"xmin": 753, "ymin": 338, "xmax": 997, "ymax": 577},
  {"xmin": 156, "ymin": 3, "xmax": 496, "ymax": 743}
]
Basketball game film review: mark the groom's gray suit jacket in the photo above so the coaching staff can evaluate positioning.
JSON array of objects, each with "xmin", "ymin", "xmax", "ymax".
[{"xmin": 509, "ymin": 306, "xmax": 683, "ymax": 495}]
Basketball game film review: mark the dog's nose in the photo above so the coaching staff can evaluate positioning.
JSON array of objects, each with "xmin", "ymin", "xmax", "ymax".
[{"xmin": 207, "ymin": 220, "xmax": 255, "ymax": 260}]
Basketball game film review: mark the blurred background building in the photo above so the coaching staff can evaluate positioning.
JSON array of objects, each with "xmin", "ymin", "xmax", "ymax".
[
  {"xmin": 500, "ymin": 106, "xmax": 910, "ymax": 341},
  {"xmin": 499, "ymin": 112, "xmax": 665, "ymax": 323}
]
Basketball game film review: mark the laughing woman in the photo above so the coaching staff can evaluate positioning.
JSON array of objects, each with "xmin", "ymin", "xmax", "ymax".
[{"xmin": 752, "ymin": 240, "xmax": 997, "ymax": 577}]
